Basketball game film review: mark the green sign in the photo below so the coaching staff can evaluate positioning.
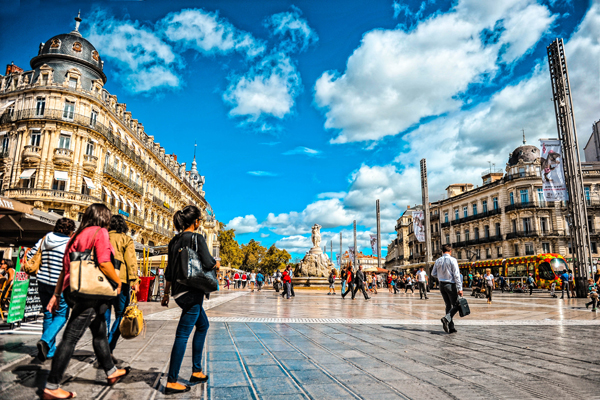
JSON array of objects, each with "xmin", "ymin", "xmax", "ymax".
[{"xmin": 7, "ymin": 248, "xmax": 30, "ymax": 324}]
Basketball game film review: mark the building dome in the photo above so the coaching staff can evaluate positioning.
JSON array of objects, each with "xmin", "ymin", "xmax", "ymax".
[
  {"xmin": 507, "ymin": 145, "xmax": 540, "ymax": 166},
  {"xmin": 29, "ymin": 13, "xmax": 107, "ymax": 85}
]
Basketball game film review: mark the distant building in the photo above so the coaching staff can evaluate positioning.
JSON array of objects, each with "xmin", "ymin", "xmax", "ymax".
[{"xmin": 584, "ymin": 120, "xmax": 600, "ymax": 162}]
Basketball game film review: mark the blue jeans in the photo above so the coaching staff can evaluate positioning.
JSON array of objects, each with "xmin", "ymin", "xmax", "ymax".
[
  {"xmin": 342, "ymin": 280, "xmax": 347, "ymax": 294},
  {"xmin": 168, "ymin": 292, "xmax": 209, "ymax": 383},
  {"xmin": 38, "ymin": 281, "xmax": 70, "ymax": 358},
  {"xmin": 104, "ymin": 283, "xmax": 130, "ymax": 353}
]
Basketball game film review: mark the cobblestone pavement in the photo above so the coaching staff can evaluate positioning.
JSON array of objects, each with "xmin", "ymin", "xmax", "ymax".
[{"xmin": 1, "ymin": 289, "xmax": 599, "ymax": 399}]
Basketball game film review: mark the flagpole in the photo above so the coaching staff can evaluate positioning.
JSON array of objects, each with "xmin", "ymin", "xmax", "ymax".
[
  {"xmin": 340, "ymin": 232, "xmax": 342, "ymax": 270},
  {"xmin": 376, "ymin": 199, "xmax": 381, "ymax": 271},
  {"xmin": 353, "ymin": 220, "xmax": 357, "ymax": 271}
]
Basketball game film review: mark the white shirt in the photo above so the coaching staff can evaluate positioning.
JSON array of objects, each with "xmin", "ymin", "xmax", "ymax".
[
  {"xmin": 432, "ymin": 253, "xmax": 463, "ymax": 291},
  {"xmin": 484, "ymin": 274, "xmax": 495, "ymax": 287},
  {"xmin": 249, "ymin": 273, "xmax": 256, "ymax": 282},
  {"xmin": 416, "ymin": 270, "xmax": 427, "ymax": 282}
]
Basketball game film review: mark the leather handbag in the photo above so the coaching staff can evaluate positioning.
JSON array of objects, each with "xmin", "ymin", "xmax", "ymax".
[
  {"xmin": 69, "ymin": 228, "xmax": 118, "ymax": 300},
  {"xmin": 119, "ymin": 291, "xmax": 144, "ymax": 339},
  {"xmin": 23, "ymin": 235, "xmax": 46, "ymax": 276},
  {"xmin": 457, "ymin": 296, "xmax": 470, "ymax": 317},
  {"xmin": 176, "ymin": 233, "xmax": 219, "ymax": 293}
]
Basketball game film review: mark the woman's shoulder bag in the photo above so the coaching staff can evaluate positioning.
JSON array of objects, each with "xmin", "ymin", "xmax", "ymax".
[
  {"xmin": 70, "ymin": 228, "xmax": 119, "ymax": 300},
  {"xmin": 23, "ymin": 235, "xmax": 47, "ymax": 275},
  {"xmin": 176, "ymin": 233, "xmax": 219, "ymax": 293}
]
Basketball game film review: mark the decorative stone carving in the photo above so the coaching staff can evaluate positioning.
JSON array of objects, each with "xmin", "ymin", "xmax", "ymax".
[
  {"xmin": 50, "ymin": 38, "xmax": 60, "ymax": 48},
  {"xmin": 311, "ymin": 224, "xmax": 322, "ymax": 248},
  {"xmin": 92, "ymin": 50, "xmax": 99, "ymax": 61},
  {"xmin": 297, "ymin": 223, "xmax": 334, "ymax": 277},
  {"xmin": 73, "ymin": 42, "xmax": 82, "ymax": 52}
]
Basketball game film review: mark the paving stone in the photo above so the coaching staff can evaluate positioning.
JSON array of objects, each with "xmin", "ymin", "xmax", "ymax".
[
  {"xmin": 209, "ymin": 386, "xmax": 254, "ymax": 400},
  {"xmin": 288, "ymin": 368, "xmax": 334, "ymax": 385},
  {"xmin": 207, "ymin": 371, "xmax": 248, "ymax": 387}
]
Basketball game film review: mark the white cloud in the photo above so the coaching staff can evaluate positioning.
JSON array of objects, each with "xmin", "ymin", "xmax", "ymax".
[
  {"xmin": 265, "ymin": 6, "xmax": 318, "ymax": 52},
  {"xmin": 260, "ymin": 233, "xmax": 270, "ymax": 238},
  {"xmin": 223, "ymin": 52, "xmax": 302, "ymax": 129},
  {"xmin": 160, "ymin": 8, "xmax": 265, "ymax": 58},
  {"xmin": 314, "ymin": 0, "xmax": 557, "ymax": 143},
  {"xmin": 274, "ymin": 235, "xmax": 313, "ymax": 254},
  {"xmin": 317, "ymin": 192, "xmax": 346, "ymax": 199},
  {"xmin": 282, "ymin": 146, "xmax": 321, "ymax": 156},
  {"xmin": 87, "ymin": 10, "xmax": 181, "ymax": 93},
  {"xmin": 227, "ymin": 215, "xmax": 261, "ymax": 234},
  {"xmin": 247, "ymin": 171, "xmax": 278, "ymax": 177}
]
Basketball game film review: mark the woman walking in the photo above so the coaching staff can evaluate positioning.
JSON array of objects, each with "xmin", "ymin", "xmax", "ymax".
[
  {"xmin": 105, "ymin": 215, "xmax": 140, "ymax": 356},
  {"xmin": 26, "ymin": 218, "xmax": 76, "ymax": 362},
  {"xmin": 161, "ymin": 206, "xmax": 218, "ymax": 394},
  {"xmin": 328, "ymin": 268, "xmax": 336, "ymax": 295},
  {"xmin": 484, "ymin": 268, "xmax": 495, "ymax": 304},
  {"xmin": 43, "ymin": 204, "xmax": 128, "ymax": 400}
]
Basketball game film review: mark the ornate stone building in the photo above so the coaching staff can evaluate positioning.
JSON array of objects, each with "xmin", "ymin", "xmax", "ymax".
[
  {"xmin": 0, "ymin": 15, "xmax": 220, "ymax": 252},
  {"xmin": 385, "ymin": 209, "xmax": 411, "ymax": 269},
  {"xmin": 392, "ymin": 140, "xmax": 600, "ymax": 270}
]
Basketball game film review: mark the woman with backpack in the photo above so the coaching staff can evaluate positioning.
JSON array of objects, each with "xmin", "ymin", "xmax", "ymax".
[
  {"xmin": 105, "ymin": 215, "xmax": 140, "ymax": 356},
  {"xmin": 161, "ymin": 205, "xmax": 218, "ymax": 394},
  {"xmin": 42, "ymin": 204, "xmax": 128, "ymax": 400},
  {"xmin": 26, "ymin": 218, "xmax": 76, "ymax": 362}
]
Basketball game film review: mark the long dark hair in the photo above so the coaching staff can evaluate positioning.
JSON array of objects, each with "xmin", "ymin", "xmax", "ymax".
[
  {"xmin": 67, "ymin": 203, "xmax": 112, "ymax": 248},
  {"xmin": 109, "ymin": 214, "xmax": 129, "ymax": 234},
  {"xmin": 173, "ymin": 205, "xmax": 201, "ymax": 232}
]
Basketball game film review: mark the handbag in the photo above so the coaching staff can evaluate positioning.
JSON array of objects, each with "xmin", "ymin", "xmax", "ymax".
[
  {"xmin": 176, "ymin": 233, "xmax": 219, "ymax": 293},
  {"xmin": 457, "ymin": 296, "xmax": 470, "ymax": 317},
  {"xmin": 119, "ymin": 291, "xmax": 144, "ymax": 339},
  {"xmin": 23, "ymin": 235, "xmax": 47, "ymax": 275},
  {"xmin": 69, "ymin": 228, "xmax": 118, "ymax": 300}
]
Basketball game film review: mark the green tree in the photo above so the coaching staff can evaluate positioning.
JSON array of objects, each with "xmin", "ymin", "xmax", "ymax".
[
  {"xmin": 261, "ymin": 245, "xmax": 292, "ymax": 275},
  {"xmin": 241, "ymin": 239, "xmax": 267, "ymax": 271},
  {"xmin": 217, "ymin": 226, "xmax": 242, "ymax": 269}
]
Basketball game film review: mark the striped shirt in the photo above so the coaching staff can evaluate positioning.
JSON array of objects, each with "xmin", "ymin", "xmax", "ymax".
[{"xmin": 27, "ymin": 232, "xmax": 70, "ymax": 286}]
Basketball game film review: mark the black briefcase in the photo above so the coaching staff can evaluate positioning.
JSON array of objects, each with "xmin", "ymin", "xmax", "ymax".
[{"xmin": 457, "ymin": 297, "xmax": 470, "ymax": 317}]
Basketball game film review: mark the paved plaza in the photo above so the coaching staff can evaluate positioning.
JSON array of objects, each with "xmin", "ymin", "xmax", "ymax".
[{"xmin": 1, "ymin": 288, "xmax": 599, "ymax": 399}]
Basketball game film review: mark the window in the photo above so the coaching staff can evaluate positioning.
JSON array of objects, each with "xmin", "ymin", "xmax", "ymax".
[
  {"xmin": 538, "ymin": 262, "xmax": 555, "ymax": 280},
  {"xmin": 85, "ymin": 141, "xmax": 94, "ymax": 156},
  {"xmin": 520, "ymin": 189, "xmax": 529, "ymax": 204},
  {"xmin": 474, "ymin": 227, "xmax": 480, "ymax": 240},
  {"xmin": 90, "ymin": 110, "xmax": 97, "ymax": 127},
  {"xmin": 476, "ymin": 249, "xmax": 480, "ymax": 260},
  {"xmin": 1, "ymin": 135, "xmax": 8, "ymax": 153},
  {"xmin": 58, "ymin": 134, "xmax": 70, "ymax": 149},
  {"xmin": 592, "ymin": 242, "xmax": 598, "ymax": 254},
  {"xmin": 588, "ymin": 215, "xmax": 594, "ymax": 232},
  {"xmin": 52, "ymin": 179, "xmax": 66, "ymax": 191},
  {"xmin": 465, "ymin": 230, "xmax": 470, "ymax": 241},
  {"xmin": 472, "ymin": 203, "xmax": 477, "ymax": 216},
  {"xmin": 445, "ymin": 234, "xmax": 450, "ymax": 244},
  {"xmin": 493, "ymin": 197, "xmax": 498, "ymax": 210},
  {"xmin": 482, "ymin": 200, "xmax": 488, "ymax": 213},
  {"xmin": 525, "ymin": 243, "xmax": 534, "ymax": 255},
  {"xmin": 63, "ymin": 101, "xmax": 74, "ymax": 120},
  {"xmin": 585, "ymin": 186, "xmax": 591, "ymax": 205},
  {"xmin": 486, "ymin": 248, "xmax": 491, "ymax": 258},
  {"xmin": 444, "ymin": 212, "xmax": 448, "ymax": 223},
  {"xmin": 121, "ymin": 163, "xmax": 127, "ymax": 176},
  {"xmin": 497, "ymin": 246, "xmax": 502, "ymax": 258},
  {"xmin": 30, "ymin": 131, "xmax": 41, "ymax": 147},
  {"xmin": 69, "ymin": 77, "xmax": 77, "ymax": 88},
  {"xmin": 41, "ymin": 73, "xmax": 48, "ymax": 86},
  {"xmin": 114, "ymin": 157, "xmax": 119, "ymax": 169},
  {"xmin": 456, "ymin": 232, "xmax": 461, "ymax": 242},
  {"xmin": 542, "ymin": 242, "xmax": 551, "ymax": 253},
  {"xmin": 523, "ymin": 217, "xmax": 532, "ymax": 233},
  {"xmin": 20, "ymin": 172, "xmax": 36, "ymax": 188},
  {"xmin": 457, "ymin": 251, "xmax": 462, "ymax": 260},
  {"xmin": 495, "ymin": 223, "xmax": 501, "ymax": 237},
  {"xmin": 540, "ymin": 217, "xmax": 548, "ymax": 233},
  {"xmin": 455, "ymin": 209, "xmax": 459, "ymax": 221},
  {"xmin": 6, "ymin": 103, "xmax": 14, "ymax": 117},
  {"xmin": 512, "ymin": 219, "xmax": 517, "ymax": 233},
  {"xmin": 514, "ymin": 244, "xmax": 519, "ymax": 256},
  {"xmin": 104, "ymin": 152, "xmax": 110, "ymax": 167},
  {"xmin": 48, "ymin": 208, "xmax": 65, "ymax": 216},
  {"xmin": 510, "ymin": 192, "xmax": 514, "ymax": 205},
  {"xmin": 484, "ymin": 225, "xmax": 490, "ymax": 238},
  {"xmin": 519, "ymin": 167, "xmax": 525, "ymax": 177},
  {"xmin": 463, "ymin": 206, "xmax": 468, "ymax": 218},
  {"xmin": 36, "ymin": 98, "xmax": 45, "ymax": 116},
  {"xmin": 537, "ymin": 188, "xmax": 544, "ymax": 205}
]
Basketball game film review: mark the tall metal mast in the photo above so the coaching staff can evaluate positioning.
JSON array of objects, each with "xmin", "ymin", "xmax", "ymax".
[
  {"xmin": 420, "ymin": 159, "xmax": 432, "ymax": 279},
  {"xmin": 547, "ymin": 38, "xmax": 591, "ymax": 297}
]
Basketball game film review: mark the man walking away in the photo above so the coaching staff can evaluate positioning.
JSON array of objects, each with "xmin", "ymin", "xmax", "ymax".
[
  {"xmin": 405, "ymin": 275, "xmax": 414, "ymax": 294},
  {"xmin": 342, "ymin": 267, "xmax": 354, "ymax": 299},
  {"xmin": 233, "ymin": 271, "xmax": 240, "ymax": 289},
  {"xmin": 417, "ymin": 267, "xmax": 429, "ymax": 300},
  {"xmin": 241, "ymin": 272, "xmax": 247, "ymax": 289},
  {"xmin": 499, "ymin": 275, "xmax": 506, "ymax": 293},
  {"xmin": 432, "ymin": 245, "xmax": 463, "ymax": 334},
  {"xmin": 560, "ymin": 269, "xmax": 570, "ymax": 299},
  {"xmin": 352, "ymin": 265, "xmax": 370, "ymax": 300},
  {"xmin": 282, "ymin": 266, "xmax": 292, "ymax": 299},
  {"xmin": 526, "ymin": 273, "xmax": 536, "ymax": 296},
  {"xmin": 256, "ymin": 271, "xmax": 264, "ymax": 291}
]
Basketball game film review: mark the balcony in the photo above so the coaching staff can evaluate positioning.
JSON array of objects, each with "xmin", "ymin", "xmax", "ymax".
[
  {"xmin": 430, "ymin": 213, "xmax": 440, "ymax": 221},
  {"xmin": 505, "ymin": 201, "xmax": 537, "ymax": 212},
  {"xmin": 22, "ymin": 145, "xmax": 42, "ymax": 164},
  {"xmin": 154, "ymin": 224, "xmax": 174, "ymax": 238},
  {"xmin": 152, "ymin": 195, "xmax": 169, "ymax": 209},
  {"xmin": 504, "ymin": 171, "xmax": 540, "ymax": 181},
  {"xmin": 2, "ymin": 187, "xmax": 101, "ymax": 204},
  {"xmin": 103, "ymin": 164, "xmax": 143, "ymax": 194},
  {"xmin": 83, "ymin": 154, "xmax": 98, "ymax": 173},
  {"xmin": 53, "ymin": 148, "xmax": 73, "ymax": 167},
  {"xmin": 440, "ymin": 208, "xmax": 502, "ymax": 228},
  {"xmin": 506, "ymin": 229, "xmax": 539, "ymax": 239}
]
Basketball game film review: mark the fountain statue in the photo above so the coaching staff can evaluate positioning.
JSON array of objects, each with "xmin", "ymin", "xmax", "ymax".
[{"xmin": 297, "ymin": 224, "xmax": 334, "ymax": 278}]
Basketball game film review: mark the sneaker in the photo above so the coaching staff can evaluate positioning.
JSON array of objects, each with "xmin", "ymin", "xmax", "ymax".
[{"xmin": 441, "ymin": 317, "xmax": 450, "ymax": 333}]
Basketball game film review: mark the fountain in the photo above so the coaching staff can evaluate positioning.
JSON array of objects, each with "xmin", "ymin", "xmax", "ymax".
[{"xmin": 293, "ymin": 224, "xmax": 336, "ymax": 287}]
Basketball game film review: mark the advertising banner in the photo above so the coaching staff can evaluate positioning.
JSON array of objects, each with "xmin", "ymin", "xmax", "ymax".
[
  {"xmin": 370, "ymin": 235, "xmax": 378, "ymax": 255},
  {"xmin": 540, "ymin": 139, "xmax": 568, "ymax": 201},
  {"xmin": 7, "ymin": 248, "xmax": 30, "ymax": 323},
  {"xmin": 348, "ymin": 246, "xmax": 355, "ymax": 263},
  {"xmin": 412, "ymin": 211, "xmax": 425, "ymax": 242},
  {"xmin": 24, "ymin": 276, "xmax": 42, "ymax": 318}
]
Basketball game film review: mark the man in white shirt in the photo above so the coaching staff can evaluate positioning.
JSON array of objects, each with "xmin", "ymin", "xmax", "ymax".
[
  {"xmin": 432, "ymin": 245, "xmax": 463, "ymax": 334},
  {"xmin": 416, "ymin": 266, "xmax": 429, "ymax": 300}
]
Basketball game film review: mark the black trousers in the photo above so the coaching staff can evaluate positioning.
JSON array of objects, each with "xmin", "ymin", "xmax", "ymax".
[
  {"xmin": 418, "ymin": 282, "xmax": 428, "ymax": 298},
  {"xmin": 561, "ymin": 282, "xmax": 570, "ymax": 298},
  {"xmin": 352, "ymin": 282, "xmax": 369, "ymax": 300},
  {"xmin": 485, "ymin": 285, "xmax": 492, "ymax": 301},
  {"xmin": 342, "ymin": 282, "xmax": 355, "ymax": 298},
  {"xmin": 439, "ymin": 282, "xmax": 461, "ymax": 329},
  {"xmin": 405, "ymin": 284, "xmax": 414, "ymax": 293},
  {"xmin": 586, "ymin": 298, "xmax": 598, "ymax": 309}
]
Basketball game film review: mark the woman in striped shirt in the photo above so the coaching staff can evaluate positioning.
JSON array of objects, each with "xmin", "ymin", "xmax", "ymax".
[{"xmin": 27, "ymin": 218, "xmax": 76, "ymax": 362}]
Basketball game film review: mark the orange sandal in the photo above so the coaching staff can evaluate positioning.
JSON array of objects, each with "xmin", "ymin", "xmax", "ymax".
[{"xmin": 107, "ymin": 367, "xmax": 131, "ymax": 386}]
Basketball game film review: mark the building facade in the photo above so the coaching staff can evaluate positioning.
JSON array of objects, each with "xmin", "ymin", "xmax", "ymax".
[{"xmin": 0, "ymin": 16, "xmax": 220, "ymax": 252}]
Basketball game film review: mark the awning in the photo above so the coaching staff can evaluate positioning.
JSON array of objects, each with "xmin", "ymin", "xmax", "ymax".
[
  {"xmin": 0, "ymin": 196, "xmax": 33, "ymax": 215},
  {"xmin": 0, "ymin": 101, "xmax": 15, "ymax": 116},
  {"xmin": 60, "ymin": 130, "xmax": 72, "ymax": 136},
  {"xmin": 20, "ymin": 169, "xmax": 36, "ymax": 179},
  {"xmin": 0, "ymin": 208, "xmax": 78, "ymax": 247},
  {"xmin": 111, "ymin": 190, "xmax": 119, "ymax": 199},
  {"xmin": 54, "ymin": 171, "xmax": 69, "ymax": 181},
  {"xmin": 119, "ymin": 194, "xmax": 126, "ymax": 203},
  {"xmin": 126, "ymin": 199, "xmax": 134, "ymax": 208},
  {"xmin": 134, "ymin": 203, "xmax": 141, "ymax": 211},
  {"xmin": 82, "ymin": 176, "xmax": 96, "ymax": 189},
  {"xmin": 103, "ymin": 187, "xmax": 112, "ymax": 197}
]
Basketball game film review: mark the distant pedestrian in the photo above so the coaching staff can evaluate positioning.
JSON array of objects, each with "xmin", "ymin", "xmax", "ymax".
[
  {"xmin": 249, "ymin": 270, "xmax": 256, "ymax": 292},
  {"xmin": 586, "ymin": 284, "xmax": 598, "ymax": 312},
  {"xmin": 161, "ymin": 205, "xmax": 218, "ymax": 394},
  {"xmin": 372, "ymin": 273, "xmax": 378, "ymax": 294},
  {"xmin": 233, "ymin": 271, "xmax": 240, "ymax": 289},
  {"xmin": 526, "ymin": 273, "xmax": 536, "ymax": 296},
  {"xmin": 569, "ymin": 269, "xmax": 576, "ymax": 298},
  {"xmin": 282, "ymin": 265, "xmax": 292, "ymax": 299},
  {"xmin": 26, "ymin": 217, "xmax": 76, "ymax": 362},
  {"xmin": 256, "ymin": 271, "xmax": 264, "ymax": 291},
  {"xmin": 499, "ymin": 275, "xmax": 506, "ymax": 293},
  {"xmin": 405, "ymin": 274, "xmax": 414, "ymax": 294},
  {"xmin": 328, "ymin": 269, "xmax": 336, "ymax": 295},
  {"xmin": 225, "ymin": 274, "xmax": 231, "ymax": 290},
  {"xmin": 468, "ymin": 272, "xmax": 473, "ymax": 288},
  {"xmin": 387, "ymin": 274, "xmax": 393, "ymax": 293},
  {"xmin": 484, "ymin": 268, "xmax": 495, "ymax": 304},
  {"xmin": 416, "ymin": 267, "xmax": 428, "ymax": 300},
  {"xmin": 341, "ymin": 267, "xmax": 348, "ymax": 294},
  {"xmin": 241, "ymin": 272, "xmax": 247, "ymax": 289},
  {"xmin": 352, "ymin": 265, "xmax": 370, "ymax": 300},
  {"xmin": 560, "ymin": 269, "xmax": 570, "ymax": 299},
  {"xmin": 342, "ymin": 267, "xmax": 354, "ymax": 299},
  {"xmin": 432, "ymin": 245, "xmax": 463, "ymax": 334}
]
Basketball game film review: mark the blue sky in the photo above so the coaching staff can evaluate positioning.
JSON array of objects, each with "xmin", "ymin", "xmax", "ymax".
[{"xmin": 1, "ymin": 0, "xmax": 597, "ymax": 259}]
